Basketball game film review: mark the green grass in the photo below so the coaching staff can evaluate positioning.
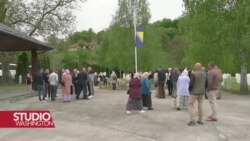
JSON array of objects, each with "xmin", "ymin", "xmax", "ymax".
[
  {"xmin": 222, "ymin": 77, "xmax": 250, "ymax": 94},
  {"xmin": 0, "ymin": 84, "xmax": 26, "ymax": 90}
]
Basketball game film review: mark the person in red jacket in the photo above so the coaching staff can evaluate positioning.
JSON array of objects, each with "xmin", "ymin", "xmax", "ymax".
[{"xmin": 126, "ymin": 73, "xmax": 145, "ymax": 114}]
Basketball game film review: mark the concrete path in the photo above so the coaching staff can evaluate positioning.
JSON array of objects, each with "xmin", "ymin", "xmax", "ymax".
[{"xmin": 0, "ymin": 88, "xmax": 250, "ymax": 141}]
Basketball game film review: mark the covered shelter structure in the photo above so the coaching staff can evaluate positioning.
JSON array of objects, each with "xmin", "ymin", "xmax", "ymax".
[{"xmin": 0, "ymin": 22, "xmax": 52, "ymax": 87}]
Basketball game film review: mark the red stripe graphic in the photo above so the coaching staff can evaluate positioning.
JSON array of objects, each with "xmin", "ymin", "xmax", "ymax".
[{"xmin": 0, "ymin": 111, "xmax": 55, "ymax": 128}]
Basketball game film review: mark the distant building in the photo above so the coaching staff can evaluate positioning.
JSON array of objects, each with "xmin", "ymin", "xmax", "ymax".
[{"xmin": 68, "ymin": 41, "xmax": 98, "ymax": 51}]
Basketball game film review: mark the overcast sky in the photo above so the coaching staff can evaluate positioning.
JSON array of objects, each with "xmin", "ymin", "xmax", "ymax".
[{"xmin": 75, "ymin": 0, "xmax": 184, "ymax": 32}]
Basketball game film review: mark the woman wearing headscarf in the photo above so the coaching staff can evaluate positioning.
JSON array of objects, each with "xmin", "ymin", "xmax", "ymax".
[
  {"xmin": 176, "ymin": 69, "xmax": 190, "ymax": 110},
  {"xmin": 62, "ymin": 69, "xmax": 72, "ymax": 102},
  {"xmin": 141, "ymin": 72, "xmax": 153, "ymax": 110},
  {"xmin": 126, "ymin": 73, "xmax": 144, "ymax": 114}
]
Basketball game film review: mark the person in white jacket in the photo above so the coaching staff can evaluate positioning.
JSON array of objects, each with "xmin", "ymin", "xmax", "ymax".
[{"xmin": 176, "ymin": 69, "xmax": 190, "ymax": 110}]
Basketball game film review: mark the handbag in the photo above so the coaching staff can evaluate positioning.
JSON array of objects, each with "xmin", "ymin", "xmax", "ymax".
[
  {"xmin": 189, "ymin": 74, "xmax": 195, "ymax": 92},
  {"xmin": 70, "ymin": 85, "xmax": 73, "ymax": 95},
  {"xmin": 60, "ymin": 81, "xmax": 65, "ymax": 86},
  {"xmin": 126, "ymin": 89, "xmax": 130, "ymax": 95}
]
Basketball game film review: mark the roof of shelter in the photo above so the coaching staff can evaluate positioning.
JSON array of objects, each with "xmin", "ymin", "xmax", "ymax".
[{"xmin": 0, "ymin": 22, "xmax": 52, "ymax": 51}]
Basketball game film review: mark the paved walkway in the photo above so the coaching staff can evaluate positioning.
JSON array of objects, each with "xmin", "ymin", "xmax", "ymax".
[{"xmin": 0, "ymin": 88, "xmax": 250, "ymax": 141}]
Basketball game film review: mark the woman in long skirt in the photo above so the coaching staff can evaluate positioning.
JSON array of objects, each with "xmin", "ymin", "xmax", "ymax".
[
  {"xmin": 62, "ymin": 69, "xmax": 72, "ymax": 102},
  {"xmin": 141, "ymin": 72, "xmax": 153, "ymax": 110},
  {"xmin": 126, "ymin": 73, "xmax": 144, "ymax": 114}
]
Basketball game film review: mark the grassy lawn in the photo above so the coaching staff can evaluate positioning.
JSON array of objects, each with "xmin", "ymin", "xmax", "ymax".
[
  {"xmin": 0, "ymin": 83, "xmax": 26, "ymax": 90},
  {"xmin": 221, "ymin": 77, "xmax": 250, "ymax": 94}
]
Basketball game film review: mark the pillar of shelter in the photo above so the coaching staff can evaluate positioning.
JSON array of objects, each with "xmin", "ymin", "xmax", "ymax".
[
  {"xmin": 31, "ymin": 50, "xmax": 38, "ymax": 74},
  {"xmin": 31, "ymin": 50, "xmax": 37, "ymax": 90}
]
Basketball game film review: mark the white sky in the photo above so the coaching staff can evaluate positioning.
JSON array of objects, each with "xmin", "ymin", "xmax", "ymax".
[{"xmin": 75, "ymin": 0, "xmax": 184, "ymax": 32}]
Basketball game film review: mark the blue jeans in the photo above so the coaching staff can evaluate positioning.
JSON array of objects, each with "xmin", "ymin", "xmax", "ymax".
[
  {"xmin": 172, "ymin": 83, "xmax": 177, "ymax": 98},
  {"xmin": 77, "ymin": 84, "xmax": 88, "ymax": 99},
  {"xmin": 112, "ymin": 83, "xmax": 116, "ymax": 90},
  {"xmin": 37, "ymin": 85, "xmax": 44, "ymax": 101},
  {"xmin": 50, "ymin": 85, "xmax": 57, "ymax": 101},
  {"xmin": 44, "ymin": 83, "xmax": 50, "ymax": 98}
]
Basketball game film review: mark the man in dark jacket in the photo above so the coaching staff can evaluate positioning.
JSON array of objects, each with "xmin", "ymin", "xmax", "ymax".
[
  {"xmin": 36, "ymin": 69, "xmax": 45, "ymax": 101},
  {"xmin": 157, "ymin": 67, "xmax": 166, "ymax": 98},
  {"xmin": 171, "ymin": 68, "xmax": 179, "ymax": 98},
  {"xmin": 72, "ymin": 69, "xmax": 78, "ymax": 95},
  {"xmin": 166, "ymin": 68, "xmax": 173, "ymax": 96},
  {"xmin": 43, "ymin": 68, "xmax": 50, "ymax": 99},
  {"xmin": 76, "ymin": 68, "xmax": 88, "ymax": 100}
]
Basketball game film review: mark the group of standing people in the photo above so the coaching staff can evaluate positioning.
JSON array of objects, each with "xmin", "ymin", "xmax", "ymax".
[
  {"xmin": 126, "ymin": 72, "xmax": 153, "ymax": 114},
  {"xmin": 31, "ymin": 62, "xmax": 222, "ymax": 126},
  {"xmin": 35, "ymin": 68, "xmax": 59, "ymax": 102},
  {"xmin": 161, "ymin": 62, "xmax": 222, "ymax": 126},
  {"xmin": 130, "ymin": 61, "xmax": 222, "ymax": 126},
  {"xmin": 33, "ymin": 66, "xmax": 96, "ymax": 103},
  {"xmin": 186, "ymin": 62, "xmax": 222, "ymax": 125},
  {"xmin": 72, "ymin": 67, "xmax": 95, "ymax": 100}
]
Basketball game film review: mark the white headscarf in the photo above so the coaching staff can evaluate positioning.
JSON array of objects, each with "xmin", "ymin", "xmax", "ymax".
[
  {"xmin": 134, "ymin": 73, "xmax": 140, "ymax": 79},
  {"xmin": 181, "ymin": 69, "xmax": 188, "ymax": 76}
]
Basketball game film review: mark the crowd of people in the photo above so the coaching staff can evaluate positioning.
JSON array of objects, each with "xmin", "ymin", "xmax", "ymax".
[
  {"xmin": 29, "ymin": 61, "xmax": 222, "ymax": 126},
  {"xmin": 126, "ymin": 62, "xmax": 223, "ymax": 126},
  {"xmin": 31, "ymin": 67, "xmax": 97, "ymax": 103}
]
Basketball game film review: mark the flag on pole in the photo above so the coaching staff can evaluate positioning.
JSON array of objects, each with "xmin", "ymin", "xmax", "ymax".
[{"xmin": 136, "ymin": 26, "xmax": 144, "ymax": 48}]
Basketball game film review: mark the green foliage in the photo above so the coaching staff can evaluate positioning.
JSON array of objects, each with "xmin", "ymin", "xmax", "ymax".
[
  {"xmin": 61, "ymin": 49, "xmax": 98, "ymax": 70},
  {"xmin": 97, "ymin": 0, "xmax": 182, "ymax": 72},
  {"xmin": 0, "ymin": 0, "xmax": 7, "ymax": 22},
  {"xmin": 112, "ymin": 0, "xmax": 151, "ymax": 27},
  {"xmin": 68, "ymin": 28, "xmax": 97, "ymax": 45},
  {"xmin": 182, "ymin": 0, "xmax": 250, "ymax": 93},
  {"xmin": 61, "ymin": 52, "xmax": 79, "ymax": 70},
  {"xmin": 46, "ymin": 35, "xmax": 69, "ymax": 51},
  {"xmin": 43, "ymin": 0, "xmax": 248, "ymax": 79},
  {"xmin": 46, "ymin": 28, "xmax": 99, "ymax": 70},
  {"xmin": 137, "ymin": 25, "xmax": 168, "ymax": 71},
  {"xmin": 16, "ymin": 52, "xmax": 29, "ymax": 82},
  {"xmin": 150, "ymin": 18, "xmax": 186, "ymax": 68},
  {"xmin": 97, "ymin": 23, "xmax": 171, "ymax": 72},
  {"xmin": 39, "ymin": 55, "xmax": 50, "ymax": 69},
  {"xmin": 49, "ymin": 52, "xmax": 64, "ymax": 69},
  {"xmin": 181, "ymin": 0, "xmax": 250, "ymax": 73},
  {"xmin": 98, "ymin": 25, "xmax": 134, "ymax": 71}
]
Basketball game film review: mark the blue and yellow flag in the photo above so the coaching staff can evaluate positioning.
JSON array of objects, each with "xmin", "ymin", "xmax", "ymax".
[{"xmin": 136, "ymin": 26, "xmax": 144, "ymax": 48}]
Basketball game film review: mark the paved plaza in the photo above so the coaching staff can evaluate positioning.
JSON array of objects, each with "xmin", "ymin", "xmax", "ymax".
[{"xmin": 0, "ymin": 88, "xmax": 250, "ymax": 141}]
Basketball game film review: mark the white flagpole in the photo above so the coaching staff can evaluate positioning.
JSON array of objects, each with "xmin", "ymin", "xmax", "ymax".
[{"xmin": 133, "ymin": 0, "xmax": 138, "ymax": 73}]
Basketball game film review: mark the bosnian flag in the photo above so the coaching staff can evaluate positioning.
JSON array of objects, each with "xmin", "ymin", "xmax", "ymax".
[{"xmin": 136, "ymin": 26, "xmax": 144, "ymax": 48}]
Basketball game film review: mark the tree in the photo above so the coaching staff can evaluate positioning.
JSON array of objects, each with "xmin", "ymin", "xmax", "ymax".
[
  {"xmin": 182, "ymin": 0, "xmax": 250, "ymax": 93},
  {"xmin": 98, "ymin": 0, "xmax": 168, "ymax": 72},
  {"xmin": 0, "ymin": 0, "xmax": 86, "ymax": 83},
  {"xmin": 66, "ymin": 29, "xmax": 97, "ymax": 49},
  {"xmin": 0, "ymin": 0, "xmax": 12, "ymax": 83},
  {"xmin": 16, "ymin": 52, "xmax": 29, "ymax": 83},
  {"xmin": 5, "ymin": 0, "xmax": 86, "ymax": 37},
  {"xmin": 46, "ymin": 35, "xmax": 68, "ymax": 51},
  {"xmin": 229, "ymin": 0, "xmax": 250, "ymax": 93},
  {"xmin": 0, "ymin": 0, "xmax": 7, "ymax": 22},
  {"xmin": 39, "ymin": 55, "xmax": 50, "ymax": 70},
  {"xmin": 98, "ymin": 25, "xmax": 135, "ymax": 71},
  {"xmin": 112, "ymin": 0, "xmax": 151, "ymax": 27}
]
